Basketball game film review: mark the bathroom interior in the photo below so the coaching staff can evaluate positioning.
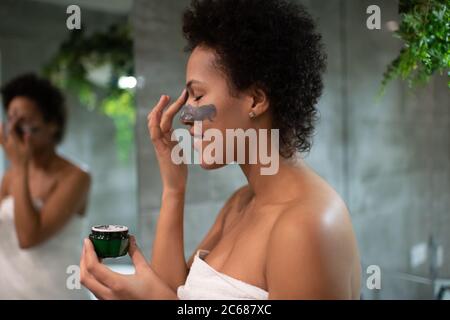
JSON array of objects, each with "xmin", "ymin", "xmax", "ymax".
[{"xmin": 0, "ymin": 0, "xmax": 448, "ymax": 300}]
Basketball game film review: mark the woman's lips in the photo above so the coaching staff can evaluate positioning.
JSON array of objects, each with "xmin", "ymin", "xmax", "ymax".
[
  {"xmin": 193, "ymin": 136, "xmax": 202, "ymax": 150},
  {"xmin": 189, "ymin": 129, "xmax": 204, "ymax": 150},
  {"xmin": 188, "ymin": 129, "xmax": 200, "ymax": 149},
  {"xmin": 189, "ymin": 128, "xmax": 203, "ymax": 139}
]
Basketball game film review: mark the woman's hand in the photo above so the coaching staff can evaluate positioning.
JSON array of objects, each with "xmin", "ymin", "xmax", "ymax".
[
  {"xmin": 147, "ymin": 90, "xmax": 189, "ymax": 194},
  {"xmin": 80, "ymin": 236, "xmax": 178, "ymax": 300},
  {"xmin": 0, "ymin": 118, "xmax": 31, "ymax": 169}
]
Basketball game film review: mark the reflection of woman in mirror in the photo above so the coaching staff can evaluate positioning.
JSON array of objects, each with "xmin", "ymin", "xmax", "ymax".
[
  {"xmin": 0, "ymin": 73, "xmax": 91, "ymax": 299},
  {"xmin": 81, "ymin": 0, "xmax": 361, "ymax": 299}
]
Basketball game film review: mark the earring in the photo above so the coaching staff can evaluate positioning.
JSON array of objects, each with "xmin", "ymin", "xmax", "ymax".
[{"xmin": 249, "ymin": 111, "xmax": 256, "ymax": 119}]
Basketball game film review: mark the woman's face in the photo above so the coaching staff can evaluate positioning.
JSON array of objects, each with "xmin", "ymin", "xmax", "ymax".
[
  {"xmin": 6, "ymin": 96, "xmax": 58, "ymax": 152},
  {"xmin": 184, "ymin": 45, "xmax": 262, "ymax": 169}
]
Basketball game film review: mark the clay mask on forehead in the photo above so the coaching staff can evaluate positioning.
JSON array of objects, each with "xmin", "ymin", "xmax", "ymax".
[{"xmin": 179, "ymin": 104, "xmax": 217, "ymax": 123}]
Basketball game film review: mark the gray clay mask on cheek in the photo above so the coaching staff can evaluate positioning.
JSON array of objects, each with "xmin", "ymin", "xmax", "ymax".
[{"xmin": 179, "ymin": 104, "xmax": 217, "ymax": 123}]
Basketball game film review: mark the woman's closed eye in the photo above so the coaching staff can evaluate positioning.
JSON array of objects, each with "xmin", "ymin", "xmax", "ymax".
[{"xmin": 194, "ymin": 95, "xmax": 203, "ymax": 102}]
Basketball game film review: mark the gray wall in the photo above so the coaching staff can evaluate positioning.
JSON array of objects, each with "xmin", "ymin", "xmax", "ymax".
[
  {"xmin": 0, "ymin": 0, "xmax": 138, "ymax": 238},
  {"xmin": 132, "ymin": 0, "xmax": 449, "ymax": 299},
  {"xmin": 306, "ymin": 0, "xmax": 449, "ymax": 299}
]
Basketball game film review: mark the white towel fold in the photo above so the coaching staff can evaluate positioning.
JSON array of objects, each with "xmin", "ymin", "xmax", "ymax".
[{"xmin": 177, "ymin": 249, "xmax": 269, "ymax": 300}]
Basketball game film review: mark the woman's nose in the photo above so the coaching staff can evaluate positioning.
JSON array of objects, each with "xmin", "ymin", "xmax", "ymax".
[
  {"xmin": 179, "ymin": 109, "xmax": 195, "ymax": 125},
  {"xmin": 181, "ymin": 118, "xmax": 194, "ymax": 125}
]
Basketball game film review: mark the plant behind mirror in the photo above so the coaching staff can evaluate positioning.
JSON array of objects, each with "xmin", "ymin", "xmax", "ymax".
[{"xmin": 43, "ymin": 23, "xmax": 135, "ymax": 163}]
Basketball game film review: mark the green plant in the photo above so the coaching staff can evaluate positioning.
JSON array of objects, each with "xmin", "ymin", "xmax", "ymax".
[
  {"xmin": 43, "ymin": 23, "xmax": 136, "ymax": 163},
  {"xmin": 381, "ymin": 0, "xmax": 450, "ymax": 93}
]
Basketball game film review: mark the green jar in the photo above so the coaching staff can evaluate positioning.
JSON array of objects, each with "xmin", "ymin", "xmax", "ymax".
[{"xmin": 89, "ymin": 225, "xmax": 130, "ymax": 259}]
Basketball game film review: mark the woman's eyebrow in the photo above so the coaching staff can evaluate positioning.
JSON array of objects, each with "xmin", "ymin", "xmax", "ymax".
[{"xmin": 186, "ymin": 79, "xmax": 203, "ymax": 91}]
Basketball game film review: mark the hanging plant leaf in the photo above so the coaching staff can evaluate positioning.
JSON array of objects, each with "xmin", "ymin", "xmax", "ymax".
[
  {"xmin": 42, "ymin": 22, "xmax": 136, "ymax": 163},
  {"xmin": 381, "ymin": 0, "xmax": 450, "ymax": 94}
]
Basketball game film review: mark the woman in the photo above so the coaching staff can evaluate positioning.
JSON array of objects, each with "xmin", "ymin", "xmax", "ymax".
[
  {"xmin": 0, "ymin": 73, "xmax": 91, "ymax": 299},
  {"xmin": 80, "ymin": 0, "xmax": 361, "ymax": 299}
]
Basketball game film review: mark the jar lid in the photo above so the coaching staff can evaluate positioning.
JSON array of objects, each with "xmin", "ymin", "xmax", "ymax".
[{"xmin": 91, "ymin": 225, "xmax": 128, "ymax": 233}]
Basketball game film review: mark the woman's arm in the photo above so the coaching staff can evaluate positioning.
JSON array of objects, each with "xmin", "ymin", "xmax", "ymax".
[
  {"xmin": 12, "ymin": 165, "xmax": 90, "ymax": 248},
  {"xmin": 150, "ymin": 190, "xmax": 188, "ymax": 291},
  {"xmin": 0, "ymin": 170, "xmax": 11, "ymax": 202},
  {"xmin": 146, "ymin": 91, "xmax": 190, "ymax": 291}
]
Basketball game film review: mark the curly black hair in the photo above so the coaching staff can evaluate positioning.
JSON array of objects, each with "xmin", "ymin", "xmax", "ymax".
[
  {"xmin": 1, "ymin": 73, "xmax": 66, "ymax": 144},
  {"xmin": 182, "ymin": 0, "xmax": 326, "ymax": 157}
]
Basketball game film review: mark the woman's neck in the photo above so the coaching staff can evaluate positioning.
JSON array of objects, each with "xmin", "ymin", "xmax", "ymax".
[
  {"xmin": 30, "ymin": 148, "xmax": 58, "ymax": 171},
  {"xmin": 240, "ymin": 155, "xmax": 307, "ymax": 204}
]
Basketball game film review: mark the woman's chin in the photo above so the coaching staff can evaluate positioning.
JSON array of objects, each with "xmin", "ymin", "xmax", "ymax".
[
  {"xmin": 193, "ymin": 140, "xmax": 226, "ymax": 170},
  {"xmin": 198, "ymin": 160, "xmax": 226, "ymax": 170}
]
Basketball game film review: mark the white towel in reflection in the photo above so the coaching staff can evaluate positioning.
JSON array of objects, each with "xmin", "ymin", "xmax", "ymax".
[
  {"xmin": 177, "ymin": 249, "xmax": 269, "ymax": 300},
  {"xmin": 0, "ymin": 195, "xmax": 88, "ymax": 299}
]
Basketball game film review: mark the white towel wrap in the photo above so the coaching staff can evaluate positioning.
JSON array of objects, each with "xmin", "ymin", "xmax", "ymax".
[{"xmin": 177, "ymin": 249, "xmax": 269, "ymax": 300}]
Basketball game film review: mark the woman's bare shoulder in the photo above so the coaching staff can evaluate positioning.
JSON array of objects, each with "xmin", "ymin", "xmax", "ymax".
[
  {"xmin": 266, "ymin": 196, "xmax": 358, "ymax": 298},
  {"xmin": 266, "ymin": 178, "xmax": 360, "ymax": 297},
  {"xmin": 265, "ymin": 165, "xmax": 355, "ymax": 263},
  {"xmin": 56, "ymin": 156, "xmax": 91, "ymax": 182},
  {"xmin": 277, "ymin": 164, "xmax": 350, "ymax": 225},
  {"xmin": 267, "ymin": 178, "xmax": 358, "ymax": 274},
  {"xmin": 274, "ymin": 176, "xmax": 351, "ymax": 236}
]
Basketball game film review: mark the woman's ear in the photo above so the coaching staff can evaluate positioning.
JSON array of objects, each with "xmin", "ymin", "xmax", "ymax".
[{"xmin": 248, "ymin": 86, "xmax": 269, "ymax": 118}]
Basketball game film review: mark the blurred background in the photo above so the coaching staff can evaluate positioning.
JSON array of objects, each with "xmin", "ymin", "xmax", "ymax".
[{"xmin": 0, "ymin": 0, "xmax": 448, "ymax": 299}]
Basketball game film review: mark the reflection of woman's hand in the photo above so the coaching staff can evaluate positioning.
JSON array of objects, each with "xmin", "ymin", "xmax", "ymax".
[
  {"xmin": 147, "ymin": 90, "xmax": 188, "ymax": 194},
  {"xmin": 80, "ymin": 236, "xmax": 177, "ymax": 300},
  {"xmin": 0, "ymin": 119, "xmax": 31, "ymax": 169}
]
